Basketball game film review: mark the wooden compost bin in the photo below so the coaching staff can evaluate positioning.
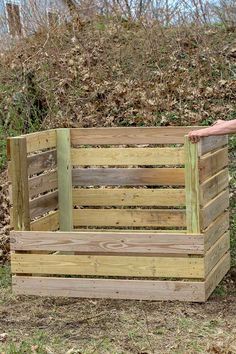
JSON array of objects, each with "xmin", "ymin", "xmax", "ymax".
[{"xmin": 8, "ymin": 127, "xmax": 230, "ymax": 302}]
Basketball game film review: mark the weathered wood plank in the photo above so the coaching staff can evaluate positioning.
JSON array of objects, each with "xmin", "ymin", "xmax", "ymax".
[
  {"xmin": 204, "ymin": 211, "xmax": 229, "ymax": 251},
  {"xmin": 27, "ymin": 150, "xmax": 57, "ymax": 177},
  {"xmin": 201, "ymin": 189, "xmax": 229, "ymax": 230},
  {"xmin": 30, "ymin": 211, "xmax": 59, "ymax": 231},
  {"xmin": 73, "ymin": 209, "xmax": 186, "ymax": 227},
  {"xmin": 25, "ymin": 130, "xmax": 57, "ymax": 154},
  {"xmin": 12, "ymin": 276, "xmax": 205, "ymax": 302},
  {"xmin": 28, "ymin": 170, "xmax": 58, "ymax": 199},
  {"xmin": 70, "ymin": 127, "xmax": 200, "ymax": 145},
  {"xmin": 29, "ymin": 191, "xmax": 58, "ymax": 220},
  {"xmin": 184, "ymin": 137, "xmax": 200, "ymax": 233},
  {"xmin": 10, "ymin": 231, "xmax": 204, "ymax": 254},
  {"xmin": 57, "ymin": 129, "xmax": 73, "ymax": 231},
  {"xmin": 200, "ymin": 169, "xmax": 229, "ymax": 206},
  {"xmin": 72, "ymin": 188, "xmax": 186, "ymax": 207},
  {"xmin": 198, "ymin": 135, "xmax": 228, "ymax": 156},
  {"xmin": 71, "ymin": 147, "xmax": 185, "ymax": 166},
  {"xmin": 199, "ymin": 147, "xmax": 228, "ymax": 182},
  {"xmin": 9, "ymin": 137, "xmax": 30, "ymax": 231},
  {"xmin": 11, "ymin": 253, "xmax": 204, "ymax": 278},
  {"xmin": 72, "ymin": 168, "xmax": 185, "ymax": 186}
]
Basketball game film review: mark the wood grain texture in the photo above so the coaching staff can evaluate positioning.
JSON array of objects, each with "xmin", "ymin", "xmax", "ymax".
[
  {"xmin": 29, "ymin": 191, "xmax": 58, "ymax": 220},
  {"xmin": 12, "ymin": 276, "xmax": 205, "ymax": 302},
  {"xmin": 28, "ymin": 170, "xmax": 58, "ymax": 199},
  {"xmin": 72, "ymin": 168, "xmax": 185, "ymax": 186},
  {"xmin": 199, "ymin": 147, "xmax": 228, "ymax": 182},
  {"xmin": 57, "ymin": 129, "xmax": 73, "ymax": 231},
  {"xmin": 70, "ymin": 127, "xmax": 200, "ymax": 145},
  {"xmin": 25, "ymin": 130, "xmax": 56, "ymax": 154},
  {"xmin": 200, "ymin": 168, "xmax": 229, "ymax": 206},
  {"xmin": 27, "ymin": 150, "xmax": 57, "ymax": 176},
  {"xmin": 204, "ymin": 252, "xmax": 230, "ymax": 300},
  {"xmin": 184, "ymin": 137, "xmax": 200, "ymax": 233},
  {"xmin": 71, "ymin": 147, "xmax": 185, "ymax": 166},
  {"xmin": 10, "ymin": 231, "xmax": 204, "ymax": 254},
  {"xmin": 198, "ymin": 135, "xmax": 228, "ymax": 156},
  {"xmin": 9, "ymin": 137, "xmax": 30, "ymax": 231},
  {"xmin": 11, "ymin": 253, "xmax": 204, "ymax": 278},
  {"xmin": 73, "ymin": 209, "xmax": 186, "ymax": 228},
  {"xmin": 204, "ymin": 211, "xmax": 229, "ymax": 251},
  {"xmin": 72, "ymin": 188, "xmax": 186, "ymax": 207},
  {"xmin": 30, "ymin": 211, "xmax": 59, "ymax": 231},
  {"xmin": 200, "ymin": 189, "xmax": 229, "ymax": 230}
]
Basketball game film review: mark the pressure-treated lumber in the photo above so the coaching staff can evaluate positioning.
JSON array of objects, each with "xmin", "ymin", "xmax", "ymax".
[
  {"xmin": 27, "ymin": 150, "xmax": 57, "ymax": 176},
  {"xmin": 199, "ymin": 147, "xmax": 228, "ymax": 182},
  {"xmin": 28, "ymin": 170, "xmax": 58, "ymax": 199},
  {"xmin": 30, "ymin": 211, "xmax": 59, "ymax": 231},
  {"xmin": 73, "ymin": 209, "xmax": 186, "ymax": 227},
  {"xmin": 57, "ymin": 129, "xmax": 73, "ymax": 231},
  {"xmin": 200, "ymin": 168, "xmax": 229, "ymax": 206},
  {"xmin": 204, "ymin": 231, "xmax": 230, "ymax": 275},
  {"xmin": 72, "ymin": 188, "xmax": 186, "ymax": 206},
  {"xmin": 72, "ymin": 168, "xmax": 185, "ymax": 186},
  {"xmin": 204, "ymin": 211, "xmax": 229, "ymax": 251},
  {"xmin": 9, "ymin": 137, "xmax": 30, "ymax": 231},
  {"xmin": 198, "ymin": 135, "xmax": 228, "ymax": 156},
  {"xmin": 184, "ymin": 136, "xmax": 200, "ymax": 233},
  {"xmin": 29, "ymin": 191, "xmax": 58, "ymax": 219},
  {"xmin": 12, "ymin": 276, "xmax": 206, "ymax": 302},
  {"xmin": 11, "ymin": 253, "xmax": 204, "ymax": 278},
  {"xmin": 24, "ymin": 130, "xmax": 56, "ymax": 154},
  {"xmin": 71, "ymin": 147, "xmax": 185, "ymax": 166},
  {"xmin": 10, "ymin": 231, "xmax": 204, "ymax": 254}
]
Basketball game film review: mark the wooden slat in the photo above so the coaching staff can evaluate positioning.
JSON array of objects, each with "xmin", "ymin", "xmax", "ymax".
[
  {"xmin": 29, "ymin": 191, "xmax": 58, "ymax": 220},
  {"xmin": 30, "ymin": 211, "xmax": 59, "ymax": 231},
  {"xmin": 72, "ymin": 168, "xmax": 185, "ymax": 186},
  {"xmin": 9, "ymin": 137, "xmax": 30, "ymax": 231},
  {"xmin": 70, "ymin": 127, "xmax": 200, "ymax": 145},
  {"xmin": 198, "ymin": 135, "xmax": 228, "ymax": 156},
  {"xmin": 71, "ymin": 147, "xmax": 185, "ymax": 166},
  {"xmin": 184, "ymin": 137, "xmax": 200, "ymax": 233},
  {"xmin": 73, "ymin": 209, "xmax": 186, "ymax": 228},
  {"xmin": 204, "ymin": 231, "xmax": 230, "ymax": 276},
  {"xmin": 25, "ymin": 130, "xmax": 56, "ymax": 154},
  {"xmin": 11, "ymin": 253, "xmax": 204, "ymax": 278},
  {"xmin": 28, "ymin": 170, "xmax": 58, "ymax": 199},
  {"xmin": 76, "ymin": 229, "xmax": 186, "ymax": 233},
  {"xmin": 27, "ymin": 150, "xmax": 57, "ymax": 176},
  {"xmin": 10, "ymin": 231, "xmax": 204, "ymax": 254},
  {"xmin": 199, "ymin": 147, "xmax": 228, "ymax": 182},
  {"xmin": 204, "ymin": 211, "xmax": 229, "ymax": 251},
  {"xmin": 205, "ymin": 252, "xmax": 230, "ymax": 300},
  {"xmin": 57, "ymin": 129, "xmax": 73, "ymax": 231},
  {"xmin": 201, "ymin": 189, "xmax": 229, "ymax": 230},
  {"xmin": 72, "ymin": 188, "xmax": 186, "ymax": 206},
  {"xmin": 12, "ymin": 276, "xmax": 206, "ymax": 302},
  {"xmin": 200, "ymin": 168, "xmax": 229, "ymax": 206}
]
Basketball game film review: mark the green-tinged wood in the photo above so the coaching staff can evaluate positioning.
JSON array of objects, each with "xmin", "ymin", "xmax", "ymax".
[
  {"xmin": 9, "ymin": 137, "xmax": 30, "ymax": 231},
  {"xmin": 184, "ymin": 136, "xmax": 200, "ymax": 233},
  {"xmin": 57, "ymin": 129, "xmax": 73, "ymax": 231}
]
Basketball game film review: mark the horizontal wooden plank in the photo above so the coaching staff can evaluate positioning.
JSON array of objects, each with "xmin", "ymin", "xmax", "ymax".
[
  {"xmin": 29, "ymin": 191, "xmax": 58, "ymax": 220},
  {"xmin": 72, "ymin": 168, "xmax": 185, "ymax": 186},
  {"xmin": 73, "ymin": 209, "xmax": 186, "ymax": 228},
  {"xmin": 204, "ymin": 211, "xmax": 229, "ymax": 252},
  {"xmin": 10, "ymin": 231, "xmax": 204, "ymax": 254},
  {"xmin": 11, "ymin": 254, "xmax": 204, "ymax": 278},
  {"xmin": 28, "ymin": 170, "xmax": 58, "ymax": 199},
  {"xmin": 199, "ymin": 147, "xmax": 228, "ymax": 182},
  {"xmin": 200, "ymin": 169, "xmax": 229, "ymax": 206},
  {"xmin": 70, "ymin": 127, "xmax": 200, "ymax": 145},
  {"xmin": 75, "ymin": 229, "xmax": 187, "ymax": 233},
  {"xmin": 205, "ymin": 252, "xmax": 230, "ymax": 300},
  {"xmin": 201, "ymin": 190, "xmax": 229, "ymax": 230},
  {"xmin": 24, "ymin": 130, "xmax": 57, "ymax": 154},
  {"xmin": 27, "ymin": 150, "xmax": 57, "ymax": 176},
  {"xmin": 12, "ymin": 276, "xmax": 206, "ymax": 302},
  {"xmin": 204, "ymin": 231, "xmax": 230, "ymax": 276},
  {"xmin": 30, "ymin": 211, "xmax": 59, "ymax": 231},
  {"xmin": 71, "ymin": 147, "xmax": 185, "ymax": 166},
  {"xmin": 198, "ymin": 135, "xmax": 228, "ymax": 156},
  {"xmin": 72, "ymin": 188, "xmax": 186, "ymax": 207}
]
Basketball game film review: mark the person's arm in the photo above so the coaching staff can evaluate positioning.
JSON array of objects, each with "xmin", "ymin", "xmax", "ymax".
[{"xmin": 188, "ymin": 119, "xmax": 236, "ymax": 143}]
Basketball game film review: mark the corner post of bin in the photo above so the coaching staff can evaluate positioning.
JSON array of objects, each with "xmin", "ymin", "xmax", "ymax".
[
  {"xmin": 184, "ymin": 135, "xmax": 200, "ymax": 234},
  {"xmin": 7, "ymin": 136, "xmax": 30, "ymax": 231},
  {"xmin": 56, "ymin": 128, "xmax": 73, "ymax": 231}
]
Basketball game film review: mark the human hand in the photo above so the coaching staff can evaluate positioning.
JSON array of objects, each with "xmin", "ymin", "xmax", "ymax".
[{"xmin": 188, "ymin": 130, "xmax": 203, "ymax": 143}]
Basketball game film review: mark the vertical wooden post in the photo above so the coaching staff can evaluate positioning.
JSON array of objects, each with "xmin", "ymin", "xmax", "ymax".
[
  {"xmin": 9, "ymin": 137, "xmax": 30, "ymax": 231},
  {"xmin": 57, "ymin": 128, "xmax": 73, "ymax": 231},
  {"xmin": 184, "ymin": 136, "xmax": 200, "ymax": 233}
]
